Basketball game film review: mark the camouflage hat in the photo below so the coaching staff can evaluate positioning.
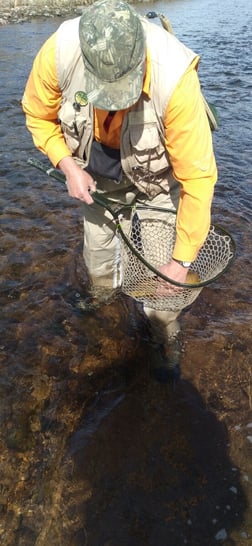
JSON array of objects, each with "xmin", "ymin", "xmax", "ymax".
[{"xmin": 79, "ymin": 0, "xmax": 145, "ymax": 110}]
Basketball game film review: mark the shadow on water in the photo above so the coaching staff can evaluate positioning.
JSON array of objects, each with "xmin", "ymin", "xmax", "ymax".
[{"xmin": 66, "ymin": 377, "xmax": 248, "ymax": 546}]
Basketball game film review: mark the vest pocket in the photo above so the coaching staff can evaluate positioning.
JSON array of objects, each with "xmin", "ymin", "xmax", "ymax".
[
  {"xmin": 58, "ymin": 100, "xmax": 89, "ymax": 154},
  {"xmin": 129, "ymin": 122, "xmax": 168, "ymax": 172}
]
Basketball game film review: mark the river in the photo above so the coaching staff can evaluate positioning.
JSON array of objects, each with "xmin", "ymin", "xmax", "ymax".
[{"xmin": 0, "ymin": 0, "xmax": 252, "ymax": 544}]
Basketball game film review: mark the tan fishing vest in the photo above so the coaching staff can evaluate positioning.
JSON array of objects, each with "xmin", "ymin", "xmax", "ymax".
[{"xmin": 56, "ymin": 16, "xmax": 197, "ymax": 198}]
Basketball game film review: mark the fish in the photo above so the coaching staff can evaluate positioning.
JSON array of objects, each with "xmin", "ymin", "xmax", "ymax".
[
  {"xmin": 185, "ymin": 270, "xmax": 201, "ymax": 285},
  {"xmin": 129, "ymin": 270, "xmax": 201, "ymax": 299}
]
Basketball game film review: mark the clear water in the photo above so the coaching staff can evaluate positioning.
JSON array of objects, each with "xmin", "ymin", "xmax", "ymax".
[{"xmin": 0, "ymin": 0, "xmax": 252, "ymax": 544}]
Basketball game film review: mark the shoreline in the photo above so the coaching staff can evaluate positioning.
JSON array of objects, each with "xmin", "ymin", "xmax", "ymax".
[
  {"xmin": 0, "ymin": 3, "xmax": 89, "ymax": 25},
  {"xmin": 0, "ymin": 0, "xmax": 148, "ymax": 25}
]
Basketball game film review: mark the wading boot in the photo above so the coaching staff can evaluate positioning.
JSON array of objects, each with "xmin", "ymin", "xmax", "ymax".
[{"xmin": 149, "ymin": 335, "xmax": 181, "ymax": 386}]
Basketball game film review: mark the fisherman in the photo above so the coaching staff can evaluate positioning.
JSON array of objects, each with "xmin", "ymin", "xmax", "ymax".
[{"xmin": 22, "ymin": 0, "xmax": 217, "ymax": 381}]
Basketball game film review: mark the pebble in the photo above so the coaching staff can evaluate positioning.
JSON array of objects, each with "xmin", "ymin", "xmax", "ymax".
[
  {"xmin": 215, "ymin": 528, "xmax": 228, "ymax": 541},
  {"xmin": 240, "ymin": 531, "xmax": 249, "ymax": 539}
]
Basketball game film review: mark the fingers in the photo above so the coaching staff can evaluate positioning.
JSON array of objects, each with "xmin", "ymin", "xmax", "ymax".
[
  {"xmin": 156, "ymin": 278, "xmax": 182, "ymax": 296},
  {"xmin": 65, "ymin": 173, "xmax": 96, "ymax": 204},
  {"xmin": 58, "ymin": 157, "xmax": 96, "ymax": 204},
  {"xmin": 65, "ymin": 181, "xmax": 92, "ymax": 203},
  {"xmin": 82, "ymin": 188, "xmax": 94, "ymax": 205},
  {"xmin": 156, "ymin": 261, "xmax": 188, "ymax": 295}
]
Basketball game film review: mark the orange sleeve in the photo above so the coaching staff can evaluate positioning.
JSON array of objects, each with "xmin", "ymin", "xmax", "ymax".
[
  {"xmin": 164, "ymin": 61, "xmax": 218, "ymax": 261},
  {"xmin": 22, "ymin": 33, "xmax": 71, "ymax": 167}
]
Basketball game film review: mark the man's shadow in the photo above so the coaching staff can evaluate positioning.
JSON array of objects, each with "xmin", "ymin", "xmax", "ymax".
[{"xmin": 62, "ymin": 362, "xmax": 247, "ymax": 546}]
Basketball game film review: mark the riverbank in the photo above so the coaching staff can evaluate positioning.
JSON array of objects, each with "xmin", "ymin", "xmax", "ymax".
[
  {"xmin": 0, "ymin": 0, "xmax": 147, "ymax": 25},
  {"xmin": 0, "ymin": 2, "xmax": 88, "ymax": 24}
]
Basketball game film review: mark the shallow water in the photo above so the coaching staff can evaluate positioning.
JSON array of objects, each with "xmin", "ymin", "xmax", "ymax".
[{"xmin": 0, "ymin": 0, "xmax": 252, "ymax": 544}]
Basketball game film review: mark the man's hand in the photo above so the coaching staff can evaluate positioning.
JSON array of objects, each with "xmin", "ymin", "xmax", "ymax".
[
  {"xmin": 58, "ymin": 156, "xmax": 96, "ymax": 204},
  {"xmin": 157, "ymin": 259, "xmax": 188, "ymax": 294},
  {"xmin": 158, "ymin": 260, "xmax": 188, "ymax": 284}
]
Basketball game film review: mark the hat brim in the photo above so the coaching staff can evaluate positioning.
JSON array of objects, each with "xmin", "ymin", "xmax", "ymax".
[{"xmin": 85, "ymin": 58, "xmax": 145, "ymax": 111}]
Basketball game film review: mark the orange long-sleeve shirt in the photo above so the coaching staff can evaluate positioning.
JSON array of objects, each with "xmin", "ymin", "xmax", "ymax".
[{"xmin": 22, "ymin": 32, "xmax": 217, "ymax": 261}]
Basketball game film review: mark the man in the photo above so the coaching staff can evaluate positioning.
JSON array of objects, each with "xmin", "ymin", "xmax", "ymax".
[{"xmin": 22, "ymin": 0, "xmax": 217, "ymax": 381}]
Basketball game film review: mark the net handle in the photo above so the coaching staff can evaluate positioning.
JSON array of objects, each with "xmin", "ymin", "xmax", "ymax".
[
  {"xmin": 27, "ymin": 158, "xmax": 235, "ymax": 289},
  {"xmin": 27, "ymin": 158, "xmax": 189, "ymax": 287},
  {"xmin": 27, "ymin": 157, "xmax": 130, "ymax": 218}
]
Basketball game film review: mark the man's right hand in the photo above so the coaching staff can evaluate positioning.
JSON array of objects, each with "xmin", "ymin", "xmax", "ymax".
[{"xmin": 58, "ymin": 156, "xmax": 96, "ymax": 204}]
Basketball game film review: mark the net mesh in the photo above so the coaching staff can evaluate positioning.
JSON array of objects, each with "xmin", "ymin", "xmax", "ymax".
[{"xmin": 120, "ymin": 216, "xmax": 235, "ymax": 311}]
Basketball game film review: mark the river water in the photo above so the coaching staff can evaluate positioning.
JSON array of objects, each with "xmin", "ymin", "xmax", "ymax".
[{"xmin": 0, "ymin": 0, "xmax": 252, "ymax": 544}]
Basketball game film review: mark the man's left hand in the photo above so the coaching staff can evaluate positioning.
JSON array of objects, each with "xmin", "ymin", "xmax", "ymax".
[{"xmin": 158, "ymin": 259, "xmax": 188, "ymax": 290}]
